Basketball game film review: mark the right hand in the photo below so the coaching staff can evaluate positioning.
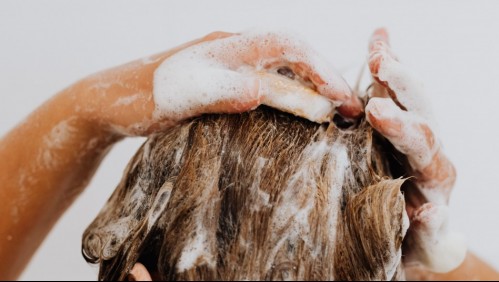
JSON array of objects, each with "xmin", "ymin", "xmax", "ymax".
[{"xmin": 76, "ymin": 30, "xmax": 362, "ymax": 136}]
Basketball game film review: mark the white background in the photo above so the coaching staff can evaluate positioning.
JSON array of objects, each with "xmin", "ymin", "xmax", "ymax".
[{"xmin": 1, "ymin": 0, "xmax": 498, "ymax": 280}]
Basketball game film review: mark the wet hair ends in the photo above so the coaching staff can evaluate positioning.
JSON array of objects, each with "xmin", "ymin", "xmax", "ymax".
[{"xmin": 82, "ymin": 106, "xmax": 406, "ymax": 280}]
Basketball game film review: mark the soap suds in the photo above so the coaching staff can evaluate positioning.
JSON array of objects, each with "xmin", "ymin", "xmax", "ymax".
[
  {"xmin": 367, "ymin": 97, "xmax": 437, "ymax": 170},
  {"xmin": 176, "ymin": 161, "xmax": 220, "ymax": 272},
  {"xmin": 377, "ymin": 56, "xmax": 434, "ymax": 123},
  {"xmin": 153, "ymin": 29, "xmax": 350, "ymax": 123},
  {"xmin": 177, "ymin": 228, "xmax": 214, "ymax": 272},
  {"xmin": 326, "ymin": 140, "xmax": 349, "ymax": 248},
  {"xmin": 408, "ymin": 204, "xmax": 467, "ymax": 273},
  {"xmin": 266, "ymin": 136, "xmax": 350, "ymax": 272},
  {"xmin": 111, "ymin": 93, "xmax": 142, "ymax": 107},
  {"xmin": 369, "ymin": 48, "xmax": 466, "ymax": 273},
  {"xmin": 36, "ymin": 119, "xmax": 76, "ymax": 169}
]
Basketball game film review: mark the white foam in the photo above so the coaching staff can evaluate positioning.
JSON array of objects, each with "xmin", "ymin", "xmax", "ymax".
[
  {"xmin": 326, "ymin": 140, "xmax": 349, "ymax": 249},
  {"xmin": 411, "ymin": 205, "xmax": 467, "ymax": 273},
  {"xmin": 425, "ymin": 231, "xmax": 467, "ymax": 273},
  {"xmin": 250, "ymin": 157, "xmax": 272, "ymax": 212},
  {"xmin": 264, "ymin": 136, "xmax": 350, "ymax": 272},
  {"xmin": 366, "ymin": 97, "xmax": 438, "ymax": 171},
  {"xmin": 377, "ymin": 54, "xmax": 434, "ymax": 124},
  {"xmin": 177, "ymin": 228, "xmax": 214, "ymax": 272},
  {"xmin": 177, "ymin": 164, "xmax": 219, "ymax": 272},
  {"xmin": 369, "ymin": 59, "xmax": 466, "ymax": 272},
  {"xmin": 153, "ymin": 29, "xmax": 350, "ymax": 123},
  {"xmin": 37, "ymin": 119, "xmax": 75, "ymax": 168},
  {"xmin": 385, "ymin": 249, "xmax": 402, "ymax": 280}
]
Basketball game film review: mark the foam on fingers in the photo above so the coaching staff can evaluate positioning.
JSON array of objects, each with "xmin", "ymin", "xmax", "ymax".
[
  {"xmin": 406, "ymin": 204, "xmax": 467, "ymax": 273},
  {"xmin": 368, "ymin": 29, "xmax": 434, "ymax": 122},
  {"xmin": 366, "ymin": 97, "xmax": 437, "ymax": 171},
  {"xmin": 154, "ymin": 60, "xmax": 260, "ymax": 121},
  {"xmin": 153, "ymin": 29, "xmax": 356, "ymax": 123}
]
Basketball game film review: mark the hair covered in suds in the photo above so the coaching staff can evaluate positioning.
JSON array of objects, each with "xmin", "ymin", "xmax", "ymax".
[{"xmin": 82, "ymin": 106, "xmax": 407, "ymax": 281}]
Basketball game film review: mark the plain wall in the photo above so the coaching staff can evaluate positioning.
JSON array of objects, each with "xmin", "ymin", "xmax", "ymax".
[{"xmin": 0, "ymin": 0, "xmax": 498, "ymax": 280}]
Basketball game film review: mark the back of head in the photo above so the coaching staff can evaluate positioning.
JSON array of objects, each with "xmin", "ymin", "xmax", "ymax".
[{"xmin": 82, "ymin": 107, "xmax": 407, "ymax": 280}]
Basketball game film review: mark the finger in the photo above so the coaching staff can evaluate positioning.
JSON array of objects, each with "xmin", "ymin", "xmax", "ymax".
[
  {"xmin": 368, "ymin": 28, "xmax": 431, "ymax": 119},
  {"xmin": 214, "ymin": 30, "xmax": 363, "ymax": 118},
  {"xmin": 404, "ymin": 203, "xmax": 466, "ymax": 273},
  {"xmin": 257, "ymin": 71, "xmax": 335, "ymax": 123},
  {"xmin": 366, "ymin": 98, "xmax": 455, "ymax": 203},
  {"xmin": 337, "ymin": 92, "xmax": 364, "ymax": 118},
  {"xmin": 366, "ymin": 29, "xmax": 392, "ymax": 100}
]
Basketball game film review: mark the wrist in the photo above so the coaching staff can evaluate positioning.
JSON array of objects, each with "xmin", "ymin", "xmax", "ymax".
[{"xmin": 59, "ymin": 79, "xmax": 123, "ymax": 143}]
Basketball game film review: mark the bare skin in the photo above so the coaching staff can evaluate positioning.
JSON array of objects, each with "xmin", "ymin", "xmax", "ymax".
[
  {"xmin": 366, "ymin": 28, "xmax": 499, "ymax": 280},
  {"xmin": 0, "ymin": 30, "xmax": 361, "ymax": 280}
]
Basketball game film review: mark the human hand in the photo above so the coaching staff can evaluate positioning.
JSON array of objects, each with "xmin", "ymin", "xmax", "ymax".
[
  {"xmin": 365, "ymin": 28, "xmax": 466, "ymax": 273},
  {"xmin": 77, "ymin": 30, "xmax": 362, "ymax": 136}
]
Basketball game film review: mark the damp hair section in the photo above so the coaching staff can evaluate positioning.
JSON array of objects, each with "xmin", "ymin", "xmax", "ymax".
[{"xmin": 82, "ymin": 106, "xmax": 407, "ymax": 281}]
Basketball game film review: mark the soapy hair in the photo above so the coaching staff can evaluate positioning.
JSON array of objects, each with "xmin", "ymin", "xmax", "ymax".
[{"xmin": 82, "ymin": 107, "xmax": 407, "ymax": 280}]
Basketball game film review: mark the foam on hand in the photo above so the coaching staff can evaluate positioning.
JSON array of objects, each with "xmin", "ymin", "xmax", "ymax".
[
  {"xmin": 257, "ymin": 71, "xmax": 334, "ymax": 123},
  {"xmin": 409, "ymin": 204, "xmax": 467, "ymax": 273},
  {"xmin": 153, "ymin": 29, "xmax": 349, "ymax": 123}
]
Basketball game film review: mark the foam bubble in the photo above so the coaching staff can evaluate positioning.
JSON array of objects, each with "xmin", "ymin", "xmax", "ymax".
[
  {"xmin": 153, "ymin": 29, "xmax": 350, "ymax": 123},
  {"xmin": 411, "ymin": 205, "xmax": 467, "ymax": 273},
  {"xmin": 37, "ymin": 119, "xmax": 76, "ymax": 169},
  {"xmin": 177, "ymin": 228, "xmax": 214, "ymax": 272},
  {"xmin": 377, "ymin": 54, "xmax": 435, "ymax": 125}
]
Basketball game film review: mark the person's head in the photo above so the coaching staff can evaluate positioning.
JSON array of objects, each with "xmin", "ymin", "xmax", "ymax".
[{"xmin": 82, "ymin": 107, "xmax": 408, "ymax": 280}]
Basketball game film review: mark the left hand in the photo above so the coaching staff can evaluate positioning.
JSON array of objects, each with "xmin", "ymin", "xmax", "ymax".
[
  {"xmin": 78, "ymin": 30, "xmax": 363, "ymax": 136},
  {"xmin": 365, "ymin": 28, "xmax": 466, "ymax": 273}
]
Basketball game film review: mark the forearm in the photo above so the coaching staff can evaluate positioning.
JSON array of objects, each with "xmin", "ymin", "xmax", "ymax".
[{"xmin": 0, "ymin": 85, "xmax": 120, "ymax": 280}]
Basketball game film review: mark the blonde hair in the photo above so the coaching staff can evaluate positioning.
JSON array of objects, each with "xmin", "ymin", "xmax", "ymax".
[{"xmin": 82, "ymin": 107, "xmax": 407, "ymax": 280}]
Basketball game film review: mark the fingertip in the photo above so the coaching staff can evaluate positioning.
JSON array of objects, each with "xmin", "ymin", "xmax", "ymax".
[
  {"xmin": 372, "ymin": 27, "xmax": 389, "ymax": 43},
  {"xmin": 369, "ymin": 28, "xmax": 390, "ymax": 56},
  {"xmin": 337, "ymin": 94, "xmax": 364, "ymax": 118},
  {"xmin": 373, "ymin": 27, "xmax": 388, "ymax": 42}
]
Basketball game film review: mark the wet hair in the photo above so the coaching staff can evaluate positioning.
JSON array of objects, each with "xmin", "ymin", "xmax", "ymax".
[{"xmin": 82, "ymin": 106, "xmax": 407, "ymax": 280}]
